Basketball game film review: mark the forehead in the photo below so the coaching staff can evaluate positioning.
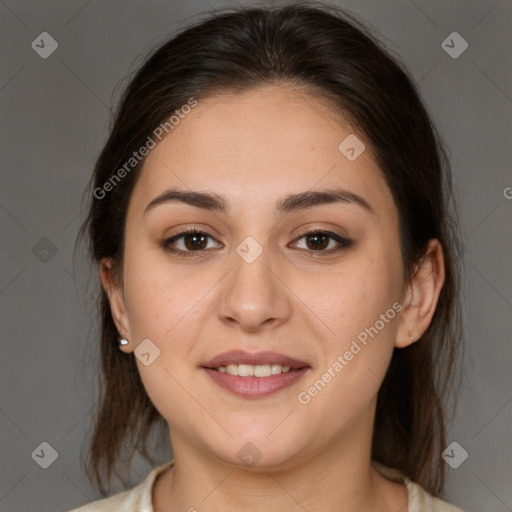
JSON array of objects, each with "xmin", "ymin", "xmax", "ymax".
[{"xmin": 130, "ymin": 84, "xmax": 395, "ymax": 219}]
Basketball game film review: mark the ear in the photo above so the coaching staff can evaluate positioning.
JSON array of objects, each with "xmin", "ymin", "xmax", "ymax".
[
  {"xmin": 99, "ymin": 258, "xmax": 133, "ymax": 353},
  {"xmin": 395, "ymin": 239, "xmax": 445, "ymax": 348}
]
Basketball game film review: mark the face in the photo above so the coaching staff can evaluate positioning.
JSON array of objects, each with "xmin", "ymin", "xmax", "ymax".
[{"xmin": 104, "ymin": 84, "xmax": 411, "ymax": 469}]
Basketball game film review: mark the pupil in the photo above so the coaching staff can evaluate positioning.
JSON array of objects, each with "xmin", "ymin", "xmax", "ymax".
[
  {"xmin": 308, "ymin": 233, "xmax": 328, "ymax": 250},
  {"xmin": 185, "ymin": 233, "xmax": 206, "ymax": 250}
]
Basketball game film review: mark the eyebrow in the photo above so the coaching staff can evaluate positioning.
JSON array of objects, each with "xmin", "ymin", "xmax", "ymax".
[{"xmin": 143, "ymin": 187, "xmax": 375, "ymax": 216}]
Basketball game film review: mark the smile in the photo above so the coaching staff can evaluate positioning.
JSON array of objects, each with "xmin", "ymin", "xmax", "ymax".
[
  {"xmin": 216, "ymin": 363, "xmax": 293, "ymax": 376},
  {"xmin": 201, "ymin": 350, "xmax": 310, "ymax": 398}
]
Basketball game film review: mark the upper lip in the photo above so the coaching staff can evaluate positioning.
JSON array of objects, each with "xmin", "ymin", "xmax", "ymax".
[{"xmin": 201, "ymin": 350, "xmax": 310, "ymax": 369}]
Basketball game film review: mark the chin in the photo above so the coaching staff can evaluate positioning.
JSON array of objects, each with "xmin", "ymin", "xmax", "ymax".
[{"xmin": 214, "ymin": 427, "xmax": 308, "ymax": 471}]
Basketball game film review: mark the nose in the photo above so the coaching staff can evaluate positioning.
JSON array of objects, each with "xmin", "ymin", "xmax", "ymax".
[{"xmin": 217, "ymin": 247, "xmax": 292, "ymax": 333}]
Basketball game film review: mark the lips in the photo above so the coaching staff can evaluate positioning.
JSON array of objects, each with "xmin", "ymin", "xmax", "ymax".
[
  {"xmin": 200, "ymin": 350, "xmax": 311, "ymax": 398},
  {"xmin": 201, "ymin": 350, "xmax": 309, "ymax": 370}
]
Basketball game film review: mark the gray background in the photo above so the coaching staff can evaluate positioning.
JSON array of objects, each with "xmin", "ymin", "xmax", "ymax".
[{"xmin": 1, "ymin": 0, "xmax": 511, "ymax": 511}]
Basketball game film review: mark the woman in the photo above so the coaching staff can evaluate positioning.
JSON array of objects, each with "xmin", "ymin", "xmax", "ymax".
[{"xmin": 71, "ymin": 3, "xmax": 465, "ymax": 511}]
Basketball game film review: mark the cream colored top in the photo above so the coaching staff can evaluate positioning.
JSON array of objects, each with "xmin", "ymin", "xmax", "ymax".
[{"xmin": 69, "ymin": 460, "xmax": 465, "ymax": 512}]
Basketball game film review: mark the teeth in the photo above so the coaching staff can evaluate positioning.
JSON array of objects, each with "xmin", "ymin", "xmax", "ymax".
[
  {"xmin": 238, "ymin": 364, "xmax": 254, "ymax": 377},
  {"xmin": 216, "ymin": 364, "xmax": 292, "ymax": 377},
  {"xmin": 226, "ymin": 364, "xmax": 239, "ymax": 375},
  {"xmin": 271, "ymin": 364, "xmax": 281, "ymax": 375},
  {"xmin": 254, "ymin": 364, "xmax": 271, "ymax": 377}
]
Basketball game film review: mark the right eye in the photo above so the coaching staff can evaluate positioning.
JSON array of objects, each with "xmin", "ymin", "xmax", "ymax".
[{"xmin": 161, "ymin": 228, "xmax": 223, "ymax": 257}]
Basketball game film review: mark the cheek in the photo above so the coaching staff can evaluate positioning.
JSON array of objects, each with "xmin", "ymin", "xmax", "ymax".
[
  {"xmin": 296, "ymin": 251, "xmax": 401, "ymax": 347},
  {"xmin": 122, "ymin": 242, "xmax": 203, "ymax": 338},
  {"xmin": 296, "ymin": 280, "xmax": 399, "ymax": 431},
  {"xmin": 296, "ymin": 249, "xmax": 401, "ymax": 402},
  {"xmin": 121, "ymin": 251, "xmax": 206, "ymax": 423}
]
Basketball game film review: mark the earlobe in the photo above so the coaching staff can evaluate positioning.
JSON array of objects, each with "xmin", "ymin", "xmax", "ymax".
[
  {"xmin": 99, "ymin": 258, "xmax": 133, "ymax": 352},
  {"xmin": 395, "ymin": 239, "xmax": 445, "ymax": 348}
]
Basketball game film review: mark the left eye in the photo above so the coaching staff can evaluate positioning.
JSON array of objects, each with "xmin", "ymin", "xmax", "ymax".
[{"xmin": 291, "ymin": 230, "xmax": 351, "ymax": 253}]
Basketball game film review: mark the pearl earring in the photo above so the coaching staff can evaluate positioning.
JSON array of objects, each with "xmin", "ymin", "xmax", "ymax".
[{"xmin": 119, "ymin": 336, "xmax": 129, "ymax": 346}]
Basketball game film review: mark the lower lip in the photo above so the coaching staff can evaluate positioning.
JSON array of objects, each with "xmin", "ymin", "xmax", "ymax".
[{"xmin": 202, "ymin": 367, "xmax": 309, "ymax": 398}]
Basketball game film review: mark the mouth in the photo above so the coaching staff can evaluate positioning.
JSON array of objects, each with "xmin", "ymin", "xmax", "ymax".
[
  {"xmin": 213, "ymin": 363, "xmax": 300, "ymax": 376},
  {"xmin": 200, "ymin": 350, "xmax": 310, "ymax": 398}
]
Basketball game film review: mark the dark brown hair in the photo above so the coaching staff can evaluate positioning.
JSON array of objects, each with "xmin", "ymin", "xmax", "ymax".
[{"xmin": 78, "ymin": 1, "xmax": 464, "ymax": 497}]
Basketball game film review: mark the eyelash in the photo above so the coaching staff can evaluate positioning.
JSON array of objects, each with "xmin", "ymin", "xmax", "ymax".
[{"xmin": 161, "ymin": 227, "xmax": 353, "ymax": 258}]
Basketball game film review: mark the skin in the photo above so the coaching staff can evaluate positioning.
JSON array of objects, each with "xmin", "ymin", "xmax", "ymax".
[{"xmin": 100, "ymin": 84, "xmax": 445, "ymax": 511}]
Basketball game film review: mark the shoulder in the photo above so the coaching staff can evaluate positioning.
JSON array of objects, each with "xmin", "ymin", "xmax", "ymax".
[
  {"xmin": 68, "ymin": 460, "xmax": 174, "ymax": 512},
  {"xmin": 406, "ymin": 479, "xmax": 466, "ymax": 512},
  {"xmin": 408, "ymin": 482, "xmax": 464, "ymax": 512},
  {"xmin": 372, "ymin": 460, "xmax": 466, "ymax": 512},
  {"xmin": 68, "ymin": 486, "xmax": 141, "ymax": 512}
]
